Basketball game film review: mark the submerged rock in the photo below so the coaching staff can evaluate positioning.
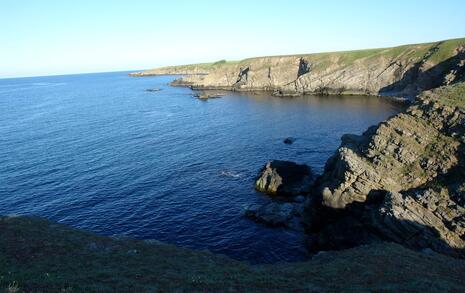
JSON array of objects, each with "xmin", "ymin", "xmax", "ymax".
[
  {"xmin": 283, "ymin": 137, "xmax": 296, "ymax": 144},
  {"xmin": 194, "ymin": 92, "xmax": 224, "ymax": 100},
  {"xmin": 243, "ymin": 201, "xmax": 304, "ymax": 228},
  {"xmin": 243, "ymin": 202, "xmax": 294, "ymax": 226},
  {"xmin": 255, "ymin": 160, "xmax": 314, "ymax": 196},
  {"xmin": 146, "ymin": 88, "xmax": 162, "ymax": 92}
]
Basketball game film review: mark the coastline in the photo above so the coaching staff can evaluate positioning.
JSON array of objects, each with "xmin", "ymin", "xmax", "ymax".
[
  {"xmin": 132, "ymin": 37, "xmax": 465, "ymax": 100},
  {"xmin": 2, "ymin": 37, "xmax": 465, "ymax": 291}
]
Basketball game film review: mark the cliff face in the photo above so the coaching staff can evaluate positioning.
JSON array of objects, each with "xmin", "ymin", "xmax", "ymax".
[
  {"xmin": 129, "ymin": 64, "xmax": 210, "ymax": 76},
  {"xmin": 306, "ymin": 83, "xmax": 465, "ymax": 257},
  {"xmin": 130, "ymin": 39, "xmax": 465, "ymax": 258},
  {"xmin": 133, "ymin": 38, "xmax": 465, "ymax": 99},
  {"xmin": 129, "ymin": 60, "xmax": 237, "ymax": 76}
]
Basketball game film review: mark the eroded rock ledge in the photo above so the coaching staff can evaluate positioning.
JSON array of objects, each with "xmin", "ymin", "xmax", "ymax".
[
  {"xmin": 133, "ymin": 38, "xmax": 465, "ymax": 100},
  {"xmin": 304, "ymin": 83, "xmax": 465, "ymax": 258}
]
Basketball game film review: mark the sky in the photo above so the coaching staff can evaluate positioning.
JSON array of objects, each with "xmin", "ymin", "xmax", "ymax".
[{"xmin": 1, "ymin": 0, "xmax": 465, "ymax": 78}]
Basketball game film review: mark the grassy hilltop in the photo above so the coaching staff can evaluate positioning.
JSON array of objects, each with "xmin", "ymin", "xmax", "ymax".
[
  {"xmin": 132, "ymin": 37, "xmax": 465, "ymax": 99},
  {"xmin": 134, "ymin": 38, "xmax": 465, "ymax": 76}
]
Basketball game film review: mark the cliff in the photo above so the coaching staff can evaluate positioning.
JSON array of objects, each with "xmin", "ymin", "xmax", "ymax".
[
  {"xmin": 129, "ymin": 60, "xmax": 237, "ymax": 76},
  {"xmin": 132, "ymin": 38, "xmax": 465, "ymax": 99},
  {"xmin": 1, "ymin": 216, "xmax": 465, "ymax": 292},
  {"xmin": 305, "ymin": 82, "xmax": 465, "ymax": 257}
]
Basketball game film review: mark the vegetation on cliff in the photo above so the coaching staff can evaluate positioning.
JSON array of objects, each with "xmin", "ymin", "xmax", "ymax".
[
  {"xmin": 129, "ymin": 60, "xmax": 238, "ymax": 76},
  {"xmin": 305, "ymin": 82, "xmax": 465, "ymax": 257},
  {"xmin": 132, "ymin": 37, "xmax": 465, "ymax": 99}
]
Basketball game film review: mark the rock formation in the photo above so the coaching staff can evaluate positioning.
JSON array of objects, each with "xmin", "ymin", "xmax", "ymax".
[
  {"xmin": 194, "ymin": 92, "xmax": 224, "ymax": 100},
  {"xmin": 305, "ymin": 83, "xmax": 465, "ymax": 257},
  {"xmin": 255, "ymin": 160, "xmax": 314, "ymax": 196},
  {"xmin": 243, "ymin": 201, "xmax": 299, "ymax": 227},
  {"xmin": 131, "ymin": 38, "xmax": 465, "ymax": 259},
  {"xmin": 133, "ymin": 38, "xmax": 465, "ymax": 100}
]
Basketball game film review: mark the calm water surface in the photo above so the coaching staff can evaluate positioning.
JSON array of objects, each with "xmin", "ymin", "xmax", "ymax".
[{"xmin": 0, "ymin": 72, "xmax": 403, "ymax": 263}]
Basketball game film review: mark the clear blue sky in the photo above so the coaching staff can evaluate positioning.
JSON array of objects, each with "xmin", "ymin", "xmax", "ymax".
[{"xmin": 1, "ymin": 0, "xmax": 465, "ymax": 78}]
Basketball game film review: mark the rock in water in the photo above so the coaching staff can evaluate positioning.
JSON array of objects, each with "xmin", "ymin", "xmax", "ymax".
[
  {"xmin": 243, "ymin": 202, "xmax": 295, "ymax": 226},
  {"xmin": 146, "ymin": 88, "xmax": 162, "ymax": 92},
  {"xmin": 255, "ymin": 160, "xmax": 314, "ymax": 196},
  {"xmin": 194, "ymin": 92, "xmax": 224, "ymax": 100},
  {"xmin": 283, "ymin": 137, "xmax": 296, "ymax": 144}
]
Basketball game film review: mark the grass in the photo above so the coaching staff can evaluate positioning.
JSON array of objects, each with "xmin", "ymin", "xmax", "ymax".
[
  {"xmin": 183, "ymin": 38, "xmax": 464, "ymax": 69},
  {"xmin": 429, "ymin": 38, "xmax": 465, "ymax": 64},
  {"xmin": 433, "ymin": 82, "xmax": 465, "ymax": 109},
  {"xmin": 1, "ymin": 215, "xmax": 465, "ymax": 292},
  {"xmin": 170, "ymin": 60, "xmax": 238, "ymax": 70},
  {"xmin": 212, "ymin": 59, "xmax": 227, "ymax": 66},
  {"xmin": 133, "ymin": 37, "xmax": 465, "ymax": 78}
]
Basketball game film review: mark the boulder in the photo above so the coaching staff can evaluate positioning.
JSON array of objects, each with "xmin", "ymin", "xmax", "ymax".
[{"xmin": 255, "ymin": 160, "xmax": 313, "ymax": 196}]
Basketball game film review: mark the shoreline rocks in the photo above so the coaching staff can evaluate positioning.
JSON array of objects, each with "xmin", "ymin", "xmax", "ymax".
[
  {"xmin": 243, "ymin": 198, "xmax": 306, "ymax": 229},
  {"xmin": 194, "ymin": 92, "xmax": 224, "ymax": 100},
  {"xmin": 255, "ymin": 160, "xmax": 314, "ymax": 197},
  {"xmin": 303, "ymin": 84, "xmax": 465, "ymax": 258}
]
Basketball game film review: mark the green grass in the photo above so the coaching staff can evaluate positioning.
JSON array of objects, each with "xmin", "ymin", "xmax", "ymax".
[
  {"xmin": 429, "ymin": 38, "xmax": 465, "ymax": 64},
  {"xmin": 433, "ymin": 82, "xmax": 465, "ymax": 109},
  {"xmin": 1, "ymin": 216, "xmax": 465, "ymax": 292},
  {"xmin": 212, "ymin": 59, "xmax": 227, "ymax": 66},
  {"xmin": 134, "ymin": 37, "xmax": 465, "ymax": 77}
]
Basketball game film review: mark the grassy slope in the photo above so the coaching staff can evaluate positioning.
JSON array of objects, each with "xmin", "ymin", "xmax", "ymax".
[
  {"xmin": 134, "ymin": 37, "xmax": 465, "ymax": 75},
  {"xmin": 132, "ymin": 60, "xmax": 239, "ymax": 75},
  {"xmin": 433, "ymin": 82, "xmax": 465, "ymax": 109},
  {"xmin": 1, "ymin": 216, "xmax": 465, "ymax": 292}
]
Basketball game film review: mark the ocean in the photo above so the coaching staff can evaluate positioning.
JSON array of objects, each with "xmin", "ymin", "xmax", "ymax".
[{"xmin": 0, "ymin": 71, "xmax": 403, "ymax": 263}]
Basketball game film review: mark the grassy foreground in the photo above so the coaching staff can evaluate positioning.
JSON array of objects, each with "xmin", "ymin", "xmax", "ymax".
[{"xmin": 1, "ymin": 216, "xmax": 465, "ymax": 292}]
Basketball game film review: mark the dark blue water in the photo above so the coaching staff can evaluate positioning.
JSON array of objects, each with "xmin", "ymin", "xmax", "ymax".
[{"xmin": 0, "ymin": 72, "xmax": 402, "ymax": 263}]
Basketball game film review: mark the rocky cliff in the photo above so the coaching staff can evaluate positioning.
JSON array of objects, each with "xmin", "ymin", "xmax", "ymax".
[
  {"xmin": 133, "ymin": 38, "xmax": 465, "ymax": 99},
  {"xmin": 129, "ymin": 60, "xmax": 236, "ymax": 76},
  {"xmin": 305, "ymin": 82, "xmax": 465, "ymax": 257},
  {"xmin": 132, "ymin": 38, "xmax": 465, "ymax": 258}
]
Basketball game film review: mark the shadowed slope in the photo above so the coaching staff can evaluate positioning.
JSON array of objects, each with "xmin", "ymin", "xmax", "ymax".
[{"xmin": 1, "ymin": 216, "xmax": 465, "ymax": 292}]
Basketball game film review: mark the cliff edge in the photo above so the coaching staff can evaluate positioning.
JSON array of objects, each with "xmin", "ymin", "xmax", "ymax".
[{"xmin": 132, "ymin": 38, "xmax": 465, "ymax": 99}]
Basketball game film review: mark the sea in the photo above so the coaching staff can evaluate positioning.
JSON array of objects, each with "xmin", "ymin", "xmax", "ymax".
[{"xmin": 0, "ymin": 71, "xmax": 403, "ymax": 263}]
